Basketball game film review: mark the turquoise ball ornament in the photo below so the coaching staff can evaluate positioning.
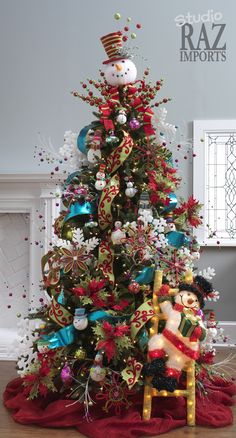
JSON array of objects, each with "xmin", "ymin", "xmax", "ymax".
[
  {"xmin": 162, "ymin": 193, "xmax": 178, "ymax": 213},
  {"xmin": 135, "ymin": 266, "xmax": 155, "ymax": 285},
  {"xmin": 57, "ymin": 289, "xmax": 66, "ymax": 305}
]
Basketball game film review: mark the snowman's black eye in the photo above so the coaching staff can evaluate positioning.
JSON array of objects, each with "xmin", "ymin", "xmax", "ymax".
[
  {"xmin": 195, "ymin": 299, "xmax": 198, "ymax": 302},
  {"xmin": 188, "ymin": 293, "xmax": 190, "ymax": 296},
  {"xmin": 122, "ymin": 60, "xmax": 125, "ymax": 63},
  {"xmin": 112, "ymin": 64, "xmax": 114, "ymax": 66}
]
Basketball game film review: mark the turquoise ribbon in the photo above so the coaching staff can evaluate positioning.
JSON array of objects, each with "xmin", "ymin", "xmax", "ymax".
[
  {"xmin": 64, "ymin": 170, "xmax": 82, "ymax": 187},
  {"xmin": 135, "ymin": 266, "xmax": 155, "ymax": 285},
  {"xmin": 167, "ymin": 231, "xmax": 191, "ymax": 248},
  {"xmin": 88, "ymin": 310, "xmax": 130, "ymax": 323},
  {"xmin": 43, "ymin": 325, "xmax": 76, "ymax": 349},
  {"xmin": 162, "ymin": 193, "xmax": 178, "ymax": 213},
  {"xmin": 138, "ymin": 327, "xmax": 149, "ymax": 352}
]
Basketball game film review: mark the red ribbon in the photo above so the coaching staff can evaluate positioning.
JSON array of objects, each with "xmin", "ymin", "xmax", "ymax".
[
  {"xmin": 99, "ymin": 84, "xmax": 155, "ymax": 135},
  {"xmin": 99, "ymin": 104, "xmax": 114, "ymax": 131}
]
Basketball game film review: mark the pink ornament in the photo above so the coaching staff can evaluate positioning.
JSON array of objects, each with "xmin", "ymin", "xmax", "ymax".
[
  {"xmin": 60, "ymin": 363, "xmax": 72, "ymax": 383},
  {"xmin": 129, "ymin": 117, "xmax": 140, "ymax": 130},
  {"xmin": 128, "ymin": 281, "xmax": 141, "ymax": 294}
]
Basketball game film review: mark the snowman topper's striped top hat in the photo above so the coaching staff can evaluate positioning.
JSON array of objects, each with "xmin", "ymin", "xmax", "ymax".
[{"xmin": 101, "ymin": 31, "xmax": 125, "ymax": 64}]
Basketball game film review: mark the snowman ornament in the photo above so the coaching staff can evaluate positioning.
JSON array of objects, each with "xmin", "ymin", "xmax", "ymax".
[
  {"xmin": 146, "ymin": 275, "xmax": 213, "ymax": 392},
  {"xmin": 73, "ymin": 308, "xmax": 88, "ymax": 331},
  {"xmin": 101, "ymin": 32, "xmax": 137, "ymax": 87},
  {"xmin": 95, "ymin": 164, "xmax": 106, "ymax": 191},
  {"xmin": 111, "ymin": 220, "xmax": 126, "ymax": 245},
  {"xmin": 90, "ymin": 351, "xmax": 106, "ymax": 382},
  {"xmin": 125, "ymin": 181, "xmax": 137, "ymax": 198}
]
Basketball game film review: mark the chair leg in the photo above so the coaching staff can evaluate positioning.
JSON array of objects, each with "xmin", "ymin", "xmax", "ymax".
[{"xmin": 186, "ymin": 361, "xmax": 196, "ymax": 426}]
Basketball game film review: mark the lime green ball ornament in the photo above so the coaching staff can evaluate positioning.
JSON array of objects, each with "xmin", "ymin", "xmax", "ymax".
[
  {"xmin": 127, "ymin": 17, "xmax": 132, "ymax": 22},
  {"xmin": 131, "ymin": 32, "xmax": 137, "ymax": 39},
  {"xmin": 114, "ymin": 13, "xmax": 121, "ymax": 20}
]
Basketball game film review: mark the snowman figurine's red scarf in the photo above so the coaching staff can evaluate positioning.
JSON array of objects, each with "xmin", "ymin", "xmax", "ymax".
[
  {"xmin": 162, "ymin": 303, "xmax": 201, "ymax": 360},
  {"xmin": 99, "ymin": 82, "xmax": 155, "ymax": 136}
]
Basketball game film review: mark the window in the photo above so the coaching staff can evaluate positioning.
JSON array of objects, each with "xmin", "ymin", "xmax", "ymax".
[{"xmin": 193, "ymin": 120, "xmax": 236, "ymax": 246}]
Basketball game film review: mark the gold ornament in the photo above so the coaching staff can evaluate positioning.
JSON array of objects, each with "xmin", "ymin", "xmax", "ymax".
[
  {"xmin": 74, "ymin": 348, "xmax": 86, "ymax": 360},
  {"xmin": 63, "ymin": 227, "xmax": 74, "ymax": 240}
]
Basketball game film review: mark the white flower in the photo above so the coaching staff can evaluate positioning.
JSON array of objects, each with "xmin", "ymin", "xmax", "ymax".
[
  {"xmin": 153, "ymin": 217, "xmax": 167, "ymax": 233},
  {"xmin": 52, "ymin": 237, "xmax": 72, "ymax": 249},
  {"xmin": 84, "ymin": 237, "xmax": 100, "ymax": 253},
  {"xmin": 198, "ymin": 266, "xmax": 216, "ymax": 280},
  {"xmin": 72, "ymin": 228, "xmax": 85, "ymax": 246},
  {"xmin": 72, "ymin": 228, "xmax": 99, "ymax": 253}
]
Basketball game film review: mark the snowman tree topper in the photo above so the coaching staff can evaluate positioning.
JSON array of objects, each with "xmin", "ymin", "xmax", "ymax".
[{"xmin": 101, "ymin": 31, "xmax": 137, "ymax": 86}]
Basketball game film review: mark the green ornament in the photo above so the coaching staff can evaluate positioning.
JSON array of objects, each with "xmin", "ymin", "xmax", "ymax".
[
  {"xmin": 114, "ymin": 12, "xmax": 121, "ymax": 20},
  {"xmin": 74, "ymin": 348, "xmax": 86, "ymax": 360},
  {"xmin": 131, "ymin": 33, "xmax": 136, "ymax": 39},
  {"xmin": 127, "ymin": 17, "xmax": 131, "ymax": 22}
]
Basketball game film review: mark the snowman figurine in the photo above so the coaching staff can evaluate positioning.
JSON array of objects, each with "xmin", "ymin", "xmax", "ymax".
[
  {"xmin": 101, "ymin": 32, "xmax": 137, "ymax": 86},
  {"xmin": 111, "ymin": 220, "xmax": 126, "ymax": 245},
  {"xmin": 73, "ymin": 308, "xmax": 88, "ymax": 331},
  {"xmin": 146, "ymin": 275, "xmax": 213, "ymax": 392}
]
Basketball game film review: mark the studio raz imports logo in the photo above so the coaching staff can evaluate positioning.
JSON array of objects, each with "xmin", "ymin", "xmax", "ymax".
[{"xmin": 175, "ymin": 10, "xmax": 226, "ymax": 62}]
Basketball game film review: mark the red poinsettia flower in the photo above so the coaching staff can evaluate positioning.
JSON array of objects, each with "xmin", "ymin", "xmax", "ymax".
[
  {"xmin": 72, "ymin": 278, "xmax": 107, "ymax": 306},
  {"xmin": 112, "ymin": 299, "xmax": 129, "ymax": 311},
  {"xmin": 174, "ymin": 196, "xmax": 202, "ymax": 228},
  {"xmin": 96, "ymin": 321, "xmax": 130, "ymax": 362}
]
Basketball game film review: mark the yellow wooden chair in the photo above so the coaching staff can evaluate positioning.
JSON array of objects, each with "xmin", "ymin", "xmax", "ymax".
[{"xmin": 142, "ymin": 270, "xmax": 196, "ymax": 426}]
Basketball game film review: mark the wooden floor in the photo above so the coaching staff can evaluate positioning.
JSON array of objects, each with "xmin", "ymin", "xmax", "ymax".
[{"xmin": 1, "ymin": 351, "xmax": 236, "ymax": 438}]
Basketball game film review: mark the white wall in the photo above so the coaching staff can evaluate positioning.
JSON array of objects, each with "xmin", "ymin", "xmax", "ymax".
[{"xmin": 0, "ymin": 0, "xmax": 236, "ymax": 320}]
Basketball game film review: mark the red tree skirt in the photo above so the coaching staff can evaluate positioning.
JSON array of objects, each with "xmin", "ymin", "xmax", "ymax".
[{"xmin": 3, "ymin": 376, "xmax": 236, "ymax": 438}]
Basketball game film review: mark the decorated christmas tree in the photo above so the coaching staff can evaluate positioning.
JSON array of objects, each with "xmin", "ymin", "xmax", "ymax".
[{"xmin": 4, "ymin": 14, "xmax": 236, "ymax": 437}]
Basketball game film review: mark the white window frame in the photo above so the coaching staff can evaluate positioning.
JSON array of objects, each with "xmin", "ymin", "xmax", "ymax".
[{"xmin": 193, "ymin": 119, "xmax": 236, "ymax": 246}]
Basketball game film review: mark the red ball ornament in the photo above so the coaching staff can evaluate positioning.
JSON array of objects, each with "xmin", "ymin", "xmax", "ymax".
[
  {"xmin": 136, "ymin": 23, "xmax": 142, "ymax": 29},
  {"xmin": 128, "ymin": 281, "xmax": 141, "ymax": 294},
  {"xmin": 122, "ymin": 36, "xmax": 128, "ymax": 42}
]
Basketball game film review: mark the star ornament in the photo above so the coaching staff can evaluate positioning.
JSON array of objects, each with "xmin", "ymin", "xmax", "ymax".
[{"xmin": 96, "ymin": 372, "xmax": 134, "ymax": 415}]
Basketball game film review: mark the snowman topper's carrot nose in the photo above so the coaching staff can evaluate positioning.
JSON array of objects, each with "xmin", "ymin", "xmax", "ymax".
[
  {"xmin": 115, "ymin": 63, "xmax": 123, "ymax": 71},
  {"xmin": 187, "ymin": 298, "xmax": 194, "ymax": 305}
]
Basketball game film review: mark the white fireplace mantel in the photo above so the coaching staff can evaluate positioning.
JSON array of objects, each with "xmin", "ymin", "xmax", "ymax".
[{"xmin": 0, "ymin": 173, "xmax": 63, "ymax": 359}]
